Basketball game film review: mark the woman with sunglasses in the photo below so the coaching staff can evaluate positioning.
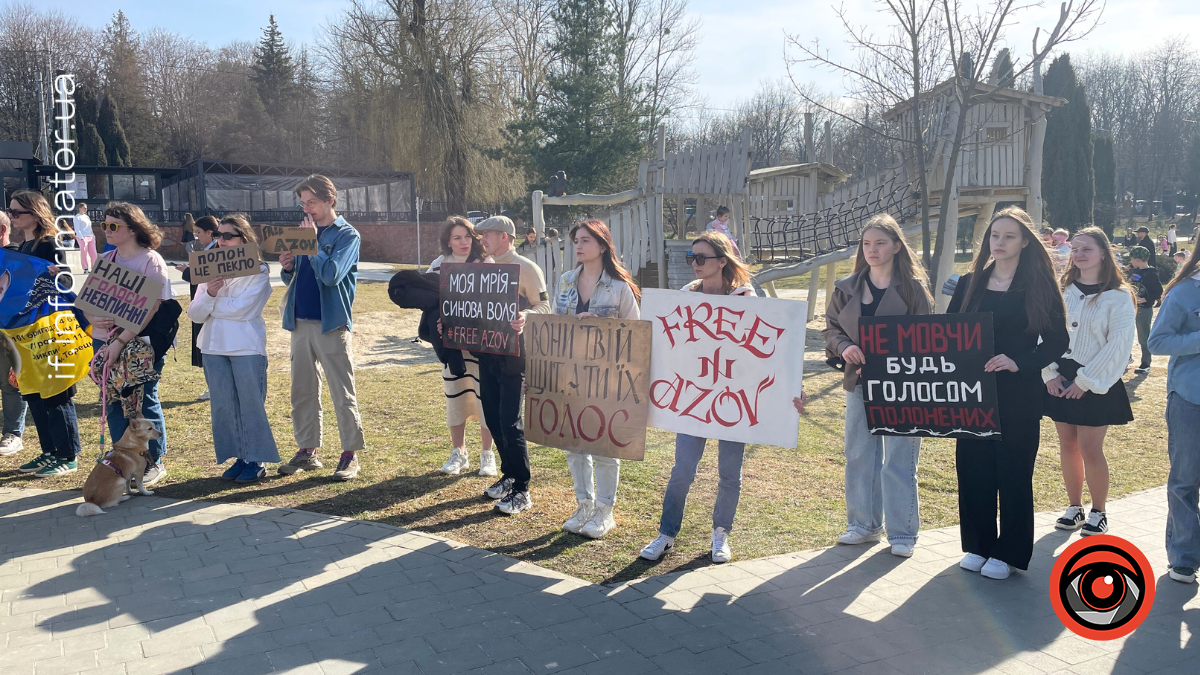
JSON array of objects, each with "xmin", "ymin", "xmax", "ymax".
[
  {"xmin": 824, "ymin": 214, "xmax": 933, "ymax": 558},
  {"xmin": 189, "ymin": 215, "xmax": 278, "ymax": 483},
  {"xmin": 8, "ymin": 191, "xmax": 83, "ymax": 477},
  {"xmin": 175, "ymin": 216, "xmax": 219, "ymax": 400},
  {"xmin": 641, "ymin": 231, "xmax": 775, "ymax": 564},
  {"xmin": 554, "ymin": 219, "xmax": 641, "ymax": 539},
  {"xmin": 82, "ymin": 202, "xmax": 176, "ymax": 486}
]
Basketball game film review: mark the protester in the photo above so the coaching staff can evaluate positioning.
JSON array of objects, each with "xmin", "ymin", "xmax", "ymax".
[
  {"xmin": 555, "ymin": 219, "xmax": 641, "ymax": 539},
  {"xmin": 428, "ymin": 217, "xmax": 495, "ymax": 477},
  {"xmin": 1127, "ymin": 246, "xmax": 1163, "ymax": 374},
  {"xmin": 1133, "ymin": 226, "xmax": 1157, "ymax": 267},
  {"xmin": 1168, "ymin": 223, "xmax": 1178, "ymax": 255},
  {"xmin": 81, "ymin": 202, "xmax": 176, "ymax": 484},
  {"xmin": 0, "ymin": 210, "xmax": 27, "ymax": 458},
  {"xmin": 175, "ymin": 216, "xmax": 219, "ymax": 400},
  {"xmin": 517, "ymin": 228, "xmax": 539, "ymax": 255},
  {"xmin": 472, "ymin": 215, "xmax": 550, "ymax": 514},
  {"xmin": 1051, "ymin": 228, "xmax": 1071, "ymax": 273},
  {"xmin": 946, "ymin": 206, "xmax": 1069, "ymax": 580},
  {"xmin": 823, "ymin": 214, "xmax": 933, "ymax": 558},
  {"xmin": 277, "ymin": 175, "xmax": 367, "ymax": 481},
  {"xmin": 1148, "ymin": 249, "xmax": 1200, "ymax": 584},
  {"xmin": 7, "ymin": 191, "xmax": 80, "ymax": 476},
  {"xmin": 1045, "ymin": 228, "xmax": 1136, "ymax": 537},
  {"xmin": 74, "ymin": 202, "xmax": 96, "ymax": 272},
  {"xmin": 640, "ymin": 231, "xmax": 799, "ymax": 564},
  {"xmin": 188, "ymin": 215, "xmax": 277, "ymax": 483}
]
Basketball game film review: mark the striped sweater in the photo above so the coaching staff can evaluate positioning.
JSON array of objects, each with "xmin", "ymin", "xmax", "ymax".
[{"xmin": 1042, "ymin": 283, "xmax": 1137, "ymax": 394}]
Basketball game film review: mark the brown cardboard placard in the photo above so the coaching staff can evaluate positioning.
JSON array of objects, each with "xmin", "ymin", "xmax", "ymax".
[
  {"xmin": 74, "ymin": 257, "xmax": 165, "ymax": 334},
  {"xmin": 260, "ymin": 226, "xmax": 319, "ymax": 255},
  {"xmin": 188, "ymin": 243, "xmax": 262, "ymax": 284},
  {"xmin": 523, "ymin": 314, "xmax": 652, "ymax": 461}
]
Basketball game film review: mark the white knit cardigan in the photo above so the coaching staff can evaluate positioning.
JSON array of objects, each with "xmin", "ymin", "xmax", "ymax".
[{"xmin": 1042, "ymin": 283, "xmax": 1137, "ymax": 394}]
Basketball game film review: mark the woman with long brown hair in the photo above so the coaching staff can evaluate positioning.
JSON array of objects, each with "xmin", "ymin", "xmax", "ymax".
[
  {"xmin": 823, "ymin": 213, "xmax": 933, "ymax": 557},
  {"xmin": 1044, "ymin": 228, "xmax": 1136, "ymax": 537},
  {"xmin": 1149, "ymin": 241, "xmax": 1200, "ymax": 583},
  {"xmin": 947, "ymin": 206, "xmax": 1069, "ymax": 580},
  {"xmin": 428, "ymin": 216, "xmax": 495, "ymax": 477},
  {"xmin": 81, "ymin": 202, "xmax": 176, "ymax": 486},
  {"xmin": 553, "ymin": 219, "xmax": 641, "ymax": 539},
  {"xmin": 8, "ymin": 190, "xmax": 83, "ymax": 477}
]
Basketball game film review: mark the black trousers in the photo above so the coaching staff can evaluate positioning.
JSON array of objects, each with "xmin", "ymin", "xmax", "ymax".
[
  {"xmin": 955, "ymin": 417, "xmax": 1041, "ymax": 570},
  {"xmin": 26, "ymin": 391, "xmax": 81, "ymax": 461},
  {"xmin": 478, "ymin": 354, "xmax": 531, "ymax": 492}
]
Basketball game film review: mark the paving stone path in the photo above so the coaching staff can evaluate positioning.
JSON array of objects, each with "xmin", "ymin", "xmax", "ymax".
[{"xmin": 1, "ymin": 486, "xmax": 1196, "ymax": 674}]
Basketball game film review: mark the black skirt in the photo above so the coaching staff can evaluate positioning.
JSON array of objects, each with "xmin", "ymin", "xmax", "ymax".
[{"xmin": 1044, "ymin": 359, "xmax": 1134, "ymax": 427}]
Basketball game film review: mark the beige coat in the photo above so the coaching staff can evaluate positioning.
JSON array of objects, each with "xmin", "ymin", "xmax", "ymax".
[{"xmin": 823, "ymin": 269, "xmax": 932, "ymax": 391}]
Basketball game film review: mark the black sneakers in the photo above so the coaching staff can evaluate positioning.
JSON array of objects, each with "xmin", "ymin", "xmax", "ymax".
[
  {"xmin": 1080, "ymin": 509, "xmax": 1108, "ymax": 536},
  {"xmin": 1056, "ymin": 505, "xmax": 1086, "ymax": 531}
]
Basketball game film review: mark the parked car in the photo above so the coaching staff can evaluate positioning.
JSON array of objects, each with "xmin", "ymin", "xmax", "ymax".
[{"xmin": 466, "ymin": 211, "xmax": 489, "ymax": 224}]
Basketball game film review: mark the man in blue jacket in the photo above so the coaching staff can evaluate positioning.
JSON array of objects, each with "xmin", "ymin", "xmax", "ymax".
[{"xmin": 277, "ymin": 175, "xmax": 366, "ymax": 480}]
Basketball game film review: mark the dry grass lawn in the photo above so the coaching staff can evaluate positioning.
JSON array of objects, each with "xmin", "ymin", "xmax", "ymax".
[{"xmin": 0, "ymin": 280, "xmax": 1173, "ymax": 584}]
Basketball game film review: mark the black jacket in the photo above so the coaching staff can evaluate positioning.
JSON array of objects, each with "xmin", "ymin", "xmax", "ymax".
[
  {"xmin": 1128, "ymin": 265, "xmax": 1163, "ymax": 307},
  {"xmin": 387, "ymin": 269, "xmax": 466, "ymax": 376}
]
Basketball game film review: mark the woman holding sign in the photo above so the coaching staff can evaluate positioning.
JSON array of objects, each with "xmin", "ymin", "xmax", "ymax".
[
  {"xmin": 83, "ymin": 202, "xmax": 176, "ymax": 486},
  {"xmin": 554, "ymin": 219, "xmax": 641, "ymax": 539},
  {"xmin": 189, "ymin": 215, "xmax": 278, "ymax": 483},
  {"xmin": 641, "ymin": 231, "xmax": 756, "ymax": 563},
  {"xmin": 947, "ymin": 207, "xmax": 1069, "ymax": 580},
  {"xmin": 8, "ymin": 190, "xmax": 83, "ymax": 477},
  {"xmin": 1044, "ymin": 228, "xmax": 1135, "ymax": 537},
  {"xmin": 175, "ymin": 216, "xmax": 218, "ymax": 401},
  {"xmin": 823, "ymin": 214, "xmax": 933, "ymax": 558},
  {"xmin": 428, "ymin": 217, "xmax": 496, "ymax": 478}
]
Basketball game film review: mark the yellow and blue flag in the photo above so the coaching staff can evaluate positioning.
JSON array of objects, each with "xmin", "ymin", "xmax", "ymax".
[{"xmin": 0, "ymin": 249, "xmax": 92, "ymax": 398}]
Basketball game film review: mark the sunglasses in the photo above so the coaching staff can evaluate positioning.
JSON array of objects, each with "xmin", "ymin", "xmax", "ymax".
[
  {"xmin": 4, "ymin": 208, "xmax": 32, "ymax": 218},
  {"xmin": 686, "ymin": 252, "xmax": 723, "ymax": 266},
  {"xmin": 216, "ymin": 232, "xmax": 242, "ymax": 241},
  {"xmin": 100, "ymin": 222, "xmax": 127, "ymax": 233}
]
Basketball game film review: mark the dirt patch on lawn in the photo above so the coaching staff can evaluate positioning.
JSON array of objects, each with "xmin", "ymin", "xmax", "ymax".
[{"xmin": 265, "ymin": 309, "xmax": 438, "ymax": 372}]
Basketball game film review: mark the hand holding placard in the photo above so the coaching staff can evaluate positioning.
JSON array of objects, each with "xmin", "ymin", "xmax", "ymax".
[
  {"xmin": 261, "ymin": 226, "xmax": 319, "ymax": 256},
  {"xmin": 188, "ymin": 243, "xmax": 262, "ymax": 284},
  {"xmin": 74, "ymin": 257, "xmax": 164, "ymax": 334}
]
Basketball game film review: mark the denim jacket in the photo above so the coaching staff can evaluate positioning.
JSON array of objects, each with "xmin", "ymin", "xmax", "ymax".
[
  {"xmin": 279, "ymin": 216, "xmax": 360, "ymax": 333},
  {"xmin": 1149, "ymin": 272, "xmax": 1200, "ymax": 405},
  {"xmin": 555, "ymin": 267, "xmax": 640, "ymax": 319}
]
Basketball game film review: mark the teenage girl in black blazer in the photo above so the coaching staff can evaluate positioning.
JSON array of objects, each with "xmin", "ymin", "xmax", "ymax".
[{"xmin": 946, "ymin": 206, "xmax": 1069, "ymax": 580}]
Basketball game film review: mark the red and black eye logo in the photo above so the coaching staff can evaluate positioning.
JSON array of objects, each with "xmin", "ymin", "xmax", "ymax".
[{"xmin": 1049, "ymin": 534, "xmax": 1155, "ymax": 640}]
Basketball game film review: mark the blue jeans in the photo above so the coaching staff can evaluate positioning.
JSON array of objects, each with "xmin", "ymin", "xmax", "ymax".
[
  {"xmin": 659, "ymin": 433, "xmax": 744, "ymax": 537},
  {"xmin": 96, "ymin": 339, "xmax": 167, "ymax": 462},
  {"xmin": 1166, "ymin": 392, "xmax": 1200, "ymax": 569},
  {"xmin": 26, "ymin": 393, "xmax": 80, "ymax": 461},
  {"xmin": 203, "ymin": 354, "xmax": 279, "ymax": 464},
  {"xmin": 844, "ymin": 386, "xmax": 922, "ymax": 545},
  {"xmin": 0, "ymin": 342, "xmax": 26, "ymax": 437}
]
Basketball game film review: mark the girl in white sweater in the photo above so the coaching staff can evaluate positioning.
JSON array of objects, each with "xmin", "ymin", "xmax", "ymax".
[{"xmin": 1044, "ymin": 227, "xmax": 1136, "ymax": 536}]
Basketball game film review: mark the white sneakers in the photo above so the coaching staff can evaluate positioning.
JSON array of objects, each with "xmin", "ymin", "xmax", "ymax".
[
  {"xmin": 478, "ymin": 449, "xmax": 498, "ymax": 477},
  {"xmin": 581, "ymin": 503, "xmax": 616, "ymax": 539},
  {"xmin": 711, "ymin": 527, "xmax": 732, "ymax": 563},
  {"xmin": 960, "ymin": 553, "xmax": 1010, "ymax": 579},
  {"xmin": 837, "ymin": 530, "xmax": 881, "ymax": 545},
  {"xmin": 640, "ymin": 534, "xmax": 675, "ymax": 561},
  {"xmin": 563, "ymin": 499, "xmax": 594, "ymax": 534},
  {"xmin": 440, "ymin": 448, "xmax": 469, "ymax": 475},
  {"xmin": 890, "ymin": 543, "xmax": 914, "ymax": 558},
  {"xmin": 0, "ymin": 433, "xmax": 22, "ymax": 456}
]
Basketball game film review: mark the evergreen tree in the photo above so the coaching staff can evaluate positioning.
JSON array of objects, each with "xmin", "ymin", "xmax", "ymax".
[
  {"xmin": 251, "ymin": 16, "xmax": 298, "ymax": 118},
  {"xmin": 1184, "ymin": 134, "xmax": 1200, "ymax": 223},
  {"xmin": 100, "ymin": 11, "xmax": 161, "ymax": 164},
  {"xmin": 1093, "ymin": 133, "xmax": 1117, "ymax": 237},
  {"xmin": 78, "ymin": 123, "xmax": 108, "ymax": 167},
  {"xmin": 992, "ymin": 50, "xmax": 1015, "ymax": 88},
  {"xmin": 1042, "ymin": 54, "xmax": 1094, "ymax": 231},
  {"xmin": 97, "ymin": 96, "xmax": 131, "ymax": 167}
]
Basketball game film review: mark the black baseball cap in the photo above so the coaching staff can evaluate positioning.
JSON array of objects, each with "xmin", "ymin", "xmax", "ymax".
[{"xmin": 1136, "ymin": 226, "xmax": 1150, "ymax": 233}]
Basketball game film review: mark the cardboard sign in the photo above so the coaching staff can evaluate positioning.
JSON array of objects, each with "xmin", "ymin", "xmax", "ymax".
[
  {"xmin": 524, "ymin": 314, "xmax": 652, "ymax": 460},
  {"xmin": 74, "ymin": 257, "xmax": 165, "ymax": 334},
  {"xmin": 440, "ymin": 262, "xmax": 522, "ymax": 356},
  {"xmin": 261, "ymin": 226, "xmax": 319, "ymax": 255},
  {"xmin": 858, "ymin": 313, "xmax": 1002, "ymax": 439},
  {"xmin": 642, "ymin": 289, "xmax": 806, "ymax": 448},
  {"xmin": 188, "ymin": 243, "xmax": 262, "ymax": 284}
]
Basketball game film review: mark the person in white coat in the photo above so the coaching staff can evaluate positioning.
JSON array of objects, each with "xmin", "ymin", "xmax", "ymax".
[
  {"xmin": 1044, "ymin": 227, "xmax": 1136, "ymax": 536},
  {"xmin": 188, "ymin": 215, "xmax": 278, "ymax": 484}
]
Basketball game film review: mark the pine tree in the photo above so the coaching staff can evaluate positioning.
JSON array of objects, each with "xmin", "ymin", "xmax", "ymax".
[
  {"xmin": 97, "ymin": 96, "xmax": 131, "ymax": 167},
  {"xmin": 78, "ymin": 123, "xmax": 108, "ymax": 167},
  {"xmin": 100, "ymin": 11, "xmax": 161, "ymax": 164},
  {"xmin": 251, "ymin": 16, "xmax": 298, "ymax": 121},
  {"xmin": 992, "ymin": 51, "xmax": 1015, "ymax": 88},
  {"xmin": 1042, "ymin": 54, "xmax": 1094, "ymax": 231},
  {"xmin": 1093, "ymin": 133, "xmax": 1117, "ymax": 237}
]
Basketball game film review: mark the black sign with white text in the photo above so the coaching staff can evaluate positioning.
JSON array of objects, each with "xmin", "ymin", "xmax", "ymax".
[
  {"xmin": 858, "ymin": 313, "xmax": 1002, "ymax": 439},
  {"xmin": 439, "ymin": 262, "xmax": 522, "ymax": 357}
]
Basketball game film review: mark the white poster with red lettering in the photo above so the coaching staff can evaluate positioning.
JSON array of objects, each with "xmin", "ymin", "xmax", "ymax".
[{"xmin": 642, "ymin": 289, "xmax": 806, "ymax": 448}]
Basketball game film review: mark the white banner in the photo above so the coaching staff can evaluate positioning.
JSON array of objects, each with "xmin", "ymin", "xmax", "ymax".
[{"xmin": 642, "ymin": 289, "xmax": 806, "ymax": 448}]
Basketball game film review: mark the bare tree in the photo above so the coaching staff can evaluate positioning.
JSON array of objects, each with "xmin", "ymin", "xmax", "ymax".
[
  {"xmin": 609, "ymin": 0, "xmax": 700, "ymax": 142},
  {"xmin": 490, "ymin": 0, "xmax": 555, "ymax": 106}
]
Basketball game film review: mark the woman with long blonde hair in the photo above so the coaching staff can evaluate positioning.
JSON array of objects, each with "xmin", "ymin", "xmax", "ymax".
[
  {"xmin": 554, "ymin": 219, "xmax": 641, "ymax": 539},
  {"xmin": 1044, "ymin": 227, "xmax": 1136, "ymax": 537},
  {"xmin": 823, "ymin": 214, "xmax": 933, "ymax": 557}
]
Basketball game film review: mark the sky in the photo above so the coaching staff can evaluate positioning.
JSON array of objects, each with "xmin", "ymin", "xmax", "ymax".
[{"xmin": 42, "ymin": 0, "xmax": 1200, "ymax": 111}]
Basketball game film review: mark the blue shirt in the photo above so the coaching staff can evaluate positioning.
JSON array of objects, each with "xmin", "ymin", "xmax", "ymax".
[
  {"xmin": 292, "ymin": 226, "xmax": 328, "ymax": 321},
  {"xmin": 280, "ymin": 217, "xmax": 360, "ymax": 333},
  {"xmin": 1149, "ymin": 273, "xmax": 1200, "ymax": 406}
]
